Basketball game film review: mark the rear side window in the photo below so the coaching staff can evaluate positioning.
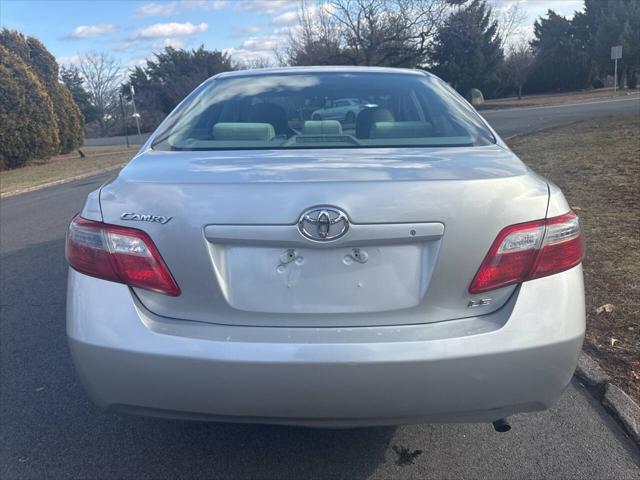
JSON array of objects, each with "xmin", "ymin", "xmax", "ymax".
[{"xmin": 152, "ymin": 72, "xmax": 495, "ymax": 151}]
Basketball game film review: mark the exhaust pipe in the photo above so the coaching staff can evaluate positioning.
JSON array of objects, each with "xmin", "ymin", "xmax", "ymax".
[{"xmin": 492, "ymin": 418, "xmax": 511, "ymax": 433}]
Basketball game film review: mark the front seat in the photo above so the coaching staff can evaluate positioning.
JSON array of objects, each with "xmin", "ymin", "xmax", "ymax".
[
  {"xmin": 247, "ymin": 102, "xmax": 290, "ymax": 136},
  {"xmin": 355, "ymin": 106, "xmax": 394, "ymax": 139}
]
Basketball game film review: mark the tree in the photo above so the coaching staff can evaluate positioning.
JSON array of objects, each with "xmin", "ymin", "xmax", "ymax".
[
  {"xmin": 60, "ymin": 65, "xmax": 98, "ymax": 124},
  {"xmin": 283, "ymin": 0, "xmax": 454, "ymax": 67},
  {"xmin": 122, "ymin": 46, "xmax": 234, "ymax": 131},
  {"xmin": 0, "ymin": 29, "xmax": 83, "ymax": 154},
  {"xmin": 0, "ymin": 45, "xmax": 59, "ymax": 169},
  {"xmin": 526, "ymin": 10, "xmax": 594, "ymax": 93},
  {"xmin": 283, "ymin": 1, "xmax": 351, "ymax": 66},
  {"xmin": 77, "ymin": 52, "xmax": 122, "ymax": 135},
  {"xmin": 505, "ymin": 39, "xmax": 534, "ymax": 99},
  {"xmin": 573, "ymin": 0, "xmax": 640, "ymax": 87},
  {"xmin": 428, "ymin": 0, "xmax": 504, "ymax": 98}
]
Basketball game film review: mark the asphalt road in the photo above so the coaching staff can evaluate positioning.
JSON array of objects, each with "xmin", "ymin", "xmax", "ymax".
[{"xmin": 1, "ymin": 96, "xmax": 639, "ymax": 479}]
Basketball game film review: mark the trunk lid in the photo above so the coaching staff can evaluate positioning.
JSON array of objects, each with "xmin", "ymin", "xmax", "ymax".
[{"xmin": 99, "ymin": 145, "xmax": 549, "ymax": 327}]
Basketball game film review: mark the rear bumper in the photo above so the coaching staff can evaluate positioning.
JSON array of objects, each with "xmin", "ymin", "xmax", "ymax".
[{"xmin": 67, "ymin": 266, "xmax": 585, "ymax": 427}]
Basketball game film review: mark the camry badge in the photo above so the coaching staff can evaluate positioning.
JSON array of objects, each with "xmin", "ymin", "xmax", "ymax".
[
  {"xmin": 120, "ymin": 212, "xmax": 172, "ymax": 224},
  {"xmin": 298, "ymin": 207, "xmax": 349, "ymax": 241}
]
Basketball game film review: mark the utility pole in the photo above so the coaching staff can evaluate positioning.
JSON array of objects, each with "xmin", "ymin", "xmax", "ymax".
[
  {"xmin": 119, "ymin": 94, "xmax": 130, "ymax": 149},
  {"xmin": 130, "ymin": 85, "xmax": 142, "ymax": 138}
]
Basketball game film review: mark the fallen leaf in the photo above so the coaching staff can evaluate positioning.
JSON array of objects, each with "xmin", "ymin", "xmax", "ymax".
[
  {"xmin": 596, "ymin": 304, "xmax": 615, "ymax": 314},
  {"xmin": 609, "ymin": 337, "xmax": 619, "ymax": 347}
]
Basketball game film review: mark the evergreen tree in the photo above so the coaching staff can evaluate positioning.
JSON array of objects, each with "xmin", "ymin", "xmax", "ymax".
[
  {"xmin": 0, "ymin": 29, "xmax": 83, "ymax": 154},
  {"xmin": 0, "ymin": 45, "xmax": 59, "ymax": 169},
  {"xmin": 526, "ymin": 11, "xmax": 594, "ymax": 92},
  {"xmin": 61, "ymin": 65, "xmax": 98, "ymax": 124},
  {"xmin": 428, "ymin": 0, "xmax": 504, "ymax": 98}
]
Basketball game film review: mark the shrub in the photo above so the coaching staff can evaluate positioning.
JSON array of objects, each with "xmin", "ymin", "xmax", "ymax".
[
  {"xmin": 591, "ymin": 78, "xmax": 605, "ymax": 89},
  {"xmin": 0, "ymin": 45, "xmax": 59, "ymax": 169},
  {"xmin": 0, "ymin": 29, "xmax": 84, "ymax": 157}
]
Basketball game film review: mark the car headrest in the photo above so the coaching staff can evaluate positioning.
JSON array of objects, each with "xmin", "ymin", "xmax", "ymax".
[
  {"xmin": 213, "ymin": 123, "xmax": 275, "ymax": 141},
  {"xmin": 302, "ymin": 120, "xmax": 343, "ymax": 135},
  {"xmin": 369, "ymin": 121, "xmax": 433, "ymax": 139},
  {"xmin": 355, "ymin": 107, "xmax": 394, "ymax": 138},
  {"xmin": 247, "ymin": 102, "xmax": 289, "ymax": 135}
]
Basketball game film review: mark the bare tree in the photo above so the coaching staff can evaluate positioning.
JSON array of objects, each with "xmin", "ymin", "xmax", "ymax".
[
  {"xmin": 77, "ymin": 52, "xmax": 122, "ymax": 135},
  {"xmin": 234, "ymin": 56, "xmax": 277, "ymax": 70},
  {"xmin": 505, "ymin": 39, "xmax": 534, "ymax": 99},
  {"xmin": 491, "ymin": 0, "xmax": 526, "ymax": 52},
  {"xmin": 283, "ymin": 0, "xmax": 347, "ymax": 66},
  {"xmin": 283, "ymin": 0, "xmax": 452, "ymax": 67}
]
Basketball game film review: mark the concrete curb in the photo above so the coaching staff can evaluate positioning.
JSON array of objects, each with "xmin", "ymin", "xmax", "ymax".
[
  {"xmin": 0, "ymin": 164, "xmax": 124, "ymax": 199},
  {"xmin": 574, "ymin": 352, "xmax": 640, "ymax": 445}
]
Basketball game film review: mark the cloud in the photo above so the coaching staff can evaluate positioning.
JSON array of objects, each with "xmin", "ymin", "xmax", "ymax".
[
  {"xmin": 231, "ymin": 25, "xmax": 262, "ymax": 38},
  {"xmin": 65, "ymin": 24, "xmax": 115, "ymax": 39},
  {"xmin": 134, "ymin": 2, "xmax": 178, "ymax": 17},
  {"xmin": 224, "ymin": 47, "xmax": 273, "ymax": 64},
  {"xmin": 154, "ymin": 37, "xmax": 188, "ymax": 49},
  {"xmin": 57, "ymin": 54, "xmax": 81, "ymax": 65},
  {"xmin": 241, "ymin": 33, "xmax": 286, "ymax": 52},
  {"xmin": 182, "ymin": 0, "xmax": 227, "ymax": 11},
  {"xmin": 272, "ymin": 11, "xmax": 297, "ymax": 25},
  {"xmin": 136, "ymin": 22, "xmax": 208, "ymax": 38},
  {"xmin": 234, "ymin": 0, "xmax": 296, "ymax": 14}
]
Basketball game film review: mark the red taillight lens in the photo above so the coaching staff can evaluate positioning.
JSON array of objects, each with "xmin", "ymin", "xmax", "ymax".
[
  {"xmin": 66, "ymin": 216, "xmax": 180, "ymax": 296},
  {"xmin": 469, "ymin": 211, "xmax": 584, "ymax": 294}
]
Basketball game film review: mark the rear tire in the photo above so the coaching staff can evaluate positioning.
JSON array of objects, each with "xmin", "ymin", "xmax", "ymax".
[{"xmin": 312, "ymin": 114, "xmax": 321, "ymax": 121}]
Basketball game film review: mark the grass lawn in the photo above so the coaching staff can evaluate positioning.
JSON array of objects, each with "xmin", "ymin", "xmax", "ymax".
[
  {"xmin": 481, "ymin": 87, "xmax": 639, "ymax": 110},
  {"xmin": 0, "ymin": 146, "xmax": 134, "ymax": 197},
  {"xmin": 509, "ymin": 114, "xmax": 640, "ymax": 402}
]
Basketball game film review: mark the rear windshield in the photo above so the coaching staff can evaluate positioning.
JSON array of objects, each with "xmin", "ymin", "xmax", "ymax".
[{"xmin": 152, "ymin": 71, "xmax": 495, "ymax": 151}]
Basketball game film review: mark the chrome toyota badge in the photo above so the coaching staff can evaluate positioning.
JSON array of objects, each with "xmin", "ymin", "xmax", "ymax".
[{"xmin": 298, "ymin": 207, "xmax": 349, "ymax": 241}]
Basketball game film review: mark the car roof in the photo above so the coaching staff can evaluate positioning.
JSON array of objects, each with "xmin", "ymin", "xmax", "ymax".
[{"xmin": 215, "ymin": 66, "xmax": 430, "ymax": 80}]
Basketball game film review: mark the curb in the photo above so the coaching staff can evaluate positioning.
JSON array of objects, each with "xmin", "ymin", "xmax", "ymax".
[
  {"xmin": 574, "ymin": 352, "xmax": 640, "ymax": 445},
  {"xmin": 0, "ymin": 164, "xmax": 124, "ymax": 199}
]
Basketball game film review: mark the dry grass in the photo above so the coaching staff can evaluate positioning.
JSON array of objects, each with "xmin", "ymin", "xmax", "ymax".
[
  {"xmin": 509, "ymin": 114, "xmax": 640, "ymax": 402},
  {"xmin": 0, "ymin": 146, "xmax": 135, "ymax": 196},
  {"xmin": 481, "ymin": 88, "xmax": 639, "ymax": 111}
]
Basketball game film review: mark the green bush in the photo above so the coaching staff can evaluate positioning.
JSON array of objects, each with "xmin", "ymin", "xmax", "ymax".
[
  {"xmin": 0, "ymin": 45, "xmax": 59, "ymax": 169},
  {"xmin": 0, "ymin": 29, "xmax": 84, "ymax": 162}
]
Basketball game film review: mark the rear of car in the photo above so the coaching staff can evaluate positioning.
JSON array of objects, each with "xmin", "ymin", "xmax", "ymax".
[{"xmin": 66, "ymin": 67, "xmax": 585, "ymax": 427}]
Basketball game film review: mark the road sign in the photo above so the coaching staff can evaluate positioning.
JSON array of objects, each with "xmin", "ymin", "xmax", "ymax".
[
  {"xmin": 611, "ymin": 45, "xmax": 622, "ymax": 60},
  {"xmin": 611, "ymin": 46, "xmax": 623, "ymax": 92}
]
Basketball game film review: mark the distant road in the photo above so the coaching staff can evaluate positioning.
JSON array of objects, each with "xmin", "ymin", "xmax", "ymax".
[
  {"xmin": 483, "ymin": 94, "xmax": 640, "ymax": 139},
  {"xmin": 83, "ymin": 94, "xmax": 640, "ymax": 146},
  {"xmin": 2, "ymin": 93, "xmax": 639, "ymax": 480}
]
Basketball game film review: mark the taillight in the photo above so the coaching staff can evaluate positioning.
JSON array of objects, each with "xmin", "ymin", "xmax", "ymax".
[
  {"xmin": 66, "ymin": 215, "xmax": 180, "ymax": 296},
  {"xmin": 469, "ymin": 211, "xmax": 584, "ymax": 294}
]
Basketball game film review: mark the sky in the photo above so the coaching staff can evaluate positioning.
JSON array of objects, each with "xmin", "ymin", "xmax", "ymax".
[{"xmin": 0, "ymin": 0, "xmax": 585, "ymax": 68}]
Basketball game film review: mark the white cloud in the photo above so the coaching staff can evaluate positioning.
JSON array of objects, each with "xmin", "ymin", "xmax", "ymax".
[
  {"xmin": 241, "ymin": 33, "xmax": 287, "ymax": 52},
  {"xmin": 57, "ymin": 54, "xmax": 81, "ymax": 65},
  {"xmin": 134, "ymin": 2, "xmax": 178, "ymax": 17},
  {"xmin": 66, "ymin": 24, "xmax": 115, "ymax": 39},
  {"xmin": 182, "ymin": 0, "xmax": 227, "ymax": 10},
  {"xmin": 231, "ymin": 25, "xmax": 262, "ymax": 37},
  {"xmin": 224, "ymin": 47, "xmax": 273, "ymax": 64},
  {"xmin": 272, "ymin": 11, "xmax": 297, "ymax": 25},
  {"xmin": 234, "ymin": 0, "xmax": 296, "ymax": 14},
  {"xmin": 136, "ymin": 22, "xmax": 208, "ymax": 38},
  {"xmin": 154, "ymin": 37, "xmax": 188, "ymax": 49}
]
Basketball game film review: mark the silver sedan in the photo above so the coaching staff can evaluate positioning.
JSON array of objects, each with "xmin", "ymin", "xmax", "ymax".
[{"xmin": 66, "ymin": 67, "xmax": 585, "ymax": 428}]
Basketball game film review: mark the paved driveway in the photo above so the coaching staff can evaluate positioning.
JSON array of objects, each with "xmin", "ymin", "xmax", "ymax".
[{"xmin": 1, "ymin": 97, "xmax": 639, "ymax": 479}]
